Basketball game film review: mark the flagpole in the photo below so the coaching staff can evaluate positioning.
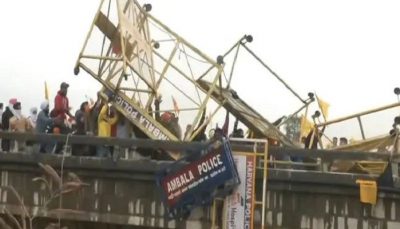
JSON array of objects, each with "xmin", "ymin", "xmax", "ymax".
[
  {"xmin": 241, "ymin": 43, "xmax": 307, "ymax": 104},
  {"xmin": 44, "ymin": 81, "xmax": 50, "ymax": 100}
]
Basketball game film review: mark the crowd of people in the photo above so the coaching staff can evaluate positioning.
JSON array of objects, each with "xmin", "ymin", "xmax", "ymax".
[
  {"xmin": 0, "ymin": 82, "xmax": 140, "ymax": 159},
  {"xmin": 0, "ymin": 82, "xmax": 228, "ymax": 160},
  {"xmin": 4, "ymin": 81, "xmax": 347, "ymax": 161},
  {"xmin": 302, "ymin": 125, "xmax": 349, "ymax": 150},
  {"xmin": 330, "ymin": 136, "xmax": 349, "ymax": 148}
]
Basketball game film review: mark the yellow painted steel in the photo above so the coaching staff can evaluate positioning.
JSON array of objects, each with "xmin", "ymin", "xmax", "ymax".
[
  {"xmin": 356, "ymin": 180, "xmax": 377, "ymax": 205},
  {"xmin": 210, "ymin": 138, "xmax": 268, "ymax": 229}
]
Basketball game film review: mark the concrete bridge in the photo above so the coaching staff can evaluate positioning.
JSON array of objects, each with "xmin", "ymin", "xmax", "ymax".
[{"xmin": 0, "ymin": 132, "xmax": 400, "ymax": 229}]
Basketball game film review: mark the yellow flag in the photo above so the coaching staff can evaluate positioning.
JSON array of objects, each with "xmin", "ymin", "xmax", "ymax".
[
  {"xmin": 300, "ymin": 115, "xmax": 313, "ymax": 138},
  {"xmin": 316, "ymin": 95, "xmax": 330, "ymax": 120},
  {"xmin": 44, "ymin": 81, "xmax": 50, "ymax": 100}
]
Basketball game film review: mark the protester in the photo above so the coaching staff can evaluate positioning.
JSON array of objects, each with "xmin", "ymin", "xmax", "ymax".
[
  {"xmin": 115, "ymin": 116, "xmax": 132, "ymax": 160},
  {"xmin": 339, "ymin": 137, "xmax": 348, "ymax": 146},
  {"xmin": 97, "ymin": 104, "xmax": 118, "ymax": 157},
  {"xmin": 229, "ymin": 118, "xmax": 244, "ymax": 138},
  {"xmin": 27, "ymin": 107, "xmax": 38, "ymax": 129},
  {"xmin": 192, "ymin": 108, "xmax": 207, "ymax": 142},
  {"xmin": 154, "ymin": 94, "xmax": 162, "ymax": 122},
  {"xmin": 1, "ymin": 98, "xmax": 18, "ymax": 152},
  {"xmin": 211, "ymin": 127, "xmax": 224, "ymax": 141},
  {"xmin": 327, "ymin": 137, "xmax": 338, "ymax": 149},
  {"xmin": 155, "ymin": 95, "xmax": 182, "ymax": 140},
  {"xmin": 301, "ymin": 126, "xmax": 326, "ymax": 170},
  {"xmin": 25, "ymin": 107, "xmax": 38, "ymax": 150},
  {"xmin": 36, "ymin": 101, "xmax": 53, "ymax": 134},
  {"xmin": 184, "ymin": 124, "xmax": 192, "ymax": 140},
  {"xmin": 75, "ymin": 102, "xmax": 90, "ymax": 135},
  {"xmin": 0, "ymin": 103, "xmax": 3, "ymax": 128},
  {"xmin": 332, "ymin": 137, "xmax": 338, "ymax": 147},
  {"xmin": 160, "ymin": 112, "xmax": 182, "ymax": 140},
  {"xmin": 170, "ymin": 114, "xmax": 182, "ymax": 140},
  {"xmin": 50, "ymin": 82, "xmax": 75, "ymax": 153},
  {"xmin": 52, "ymin": 82, "xmax": 74, "ymax": 131},
  {"xmin": 72, "ymin": 102, "xmax": 92, "ymax": 156},
  {"xmin": 36, "ymin": 101, "xmax": 55, "ymax": 153},
  {"xmin": 0, "ymin": 103, "xmax": 3, "ymax": 147},
  {"xmin": 9, "ymin": 102, "xmax": 32, "ymax": 152},
  {"xmin": 231, "ymin": 128, "xmax": 244, "ymax": 138},
  {"xmin": 304, "ymin": 126, "xmax": 326, "ymax": 150},
  {"xmin": 88, "ymin": 92, "xmax": 103, "ymax": 135}
]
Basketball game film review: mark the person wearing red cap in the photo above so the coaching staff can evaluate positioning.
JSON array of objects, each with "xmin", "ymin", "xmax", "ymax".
[
  {"xmin": 49, "ymin": 82, "xmax": 74, "ymax": 154},
  {"xmin": 52, "ymin": 82, "xmax": 75, "ymax": 135},
  {"xmin": 53, "ymin": 82, "xmax": 74, "ymax": 122}
]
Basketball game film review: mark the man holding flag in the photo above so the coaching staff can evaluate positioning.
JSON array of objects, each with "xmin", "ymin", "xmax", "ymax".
[{"xmin": 156, "ymin": 95, "xmax": 182, "ymax": 139}]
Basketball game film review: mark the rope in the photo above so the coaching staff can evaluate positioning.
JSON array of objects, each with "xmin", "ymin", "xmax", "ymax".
[
  {"xmin": 241, "ymin": 43, "xmax": 306, "ymax": 104},
  {"xmin": 178, "ymin": 48, "xmax": 209, "ymax": 64},
  {"xmin": 221, "ymin": 69, "xmax": 229, "ymax": 86},
  {"xmin": 130, "ymin": 68, "xmax": 144, "ymax": 105},
  {"xmin": 58, "ymin": 133, "xmax": 72, "ymax": 227},
  {"xmin": 180, "ymin": 44, "xmax": 202, "ymax": 103},
  {"xmin": 148, "ymin": 19, "xmax": 209, "ymax": 64},
  {"xmin": 226, "ymin": 44, "xmax": 241, "ymax": 88}
]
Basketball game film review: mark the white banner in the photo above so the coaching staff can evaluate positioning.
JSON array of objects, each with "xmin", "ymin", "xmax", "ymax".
[{"xmin": 224, "ymin": 154, "xmax": 256, "ymax": 229}]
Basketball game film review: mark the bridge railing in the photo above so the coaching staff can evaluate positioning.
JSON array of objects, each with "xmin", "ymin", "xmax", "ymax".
[{"xmin": 0, "ymin": 131, "xmax": 398, "ymax": 180}]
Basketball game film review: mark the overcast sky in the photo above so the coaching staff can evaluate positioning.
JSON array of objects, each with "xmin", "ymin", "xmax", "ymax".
[{"xmin": 1, "ymin": 0, "xmax": 399, "ymax": 138}]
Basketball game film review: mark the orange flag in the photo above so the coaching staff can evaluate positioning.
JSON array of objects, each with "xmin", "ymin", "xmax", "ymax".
[
  {"xmin": 172, "ymin": 96, "xmax": 180, "ymax": 116},
  {"xmin": 222, "ymin": 111, "xmax": 229, "ymax": 136}
]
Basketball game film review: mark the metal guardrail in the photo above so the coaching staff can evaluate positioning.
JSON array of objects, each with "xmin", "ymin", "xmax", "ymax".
[
  {"xmin": 0, "ymin": 131, "xmax": 398, "ymax": 162},
  {"xmin": 0, "ymin": 131, "xmax": 207, "ymax": 152},
  {"xmin": 316, "ymin": 102, "xmax": 400, "ymax": 143},
  {"xmin": 0, "ymin": 131, "xmax": 399, "ymax": 190}
]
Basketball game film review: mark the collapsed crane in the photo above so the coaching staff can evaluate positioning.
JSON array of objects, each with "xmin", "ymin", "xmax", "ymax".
[
  {"xmin": 74, "ymin": 0, "xmax": 226, "ymax": 158},
  {"xmin": 71, "ymin": 2, "xmax": 298, "ymax": 221},
  {"xmin": 74, "ymin": 0, "xmax": 312, "ymax": 160}
]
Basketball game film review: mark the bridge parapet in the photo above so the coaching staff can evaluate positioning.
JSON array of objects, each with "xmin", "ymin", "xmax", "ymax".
[{"xmin": 0, "ymin": 132, "xmax": 400, "ymax": 228}]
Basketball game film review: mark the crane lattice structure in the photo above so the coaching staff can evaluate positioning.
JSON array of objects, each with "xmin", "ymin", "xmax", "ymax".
[{"xmin": 75, "ymin": 0, "xmax": 225, "ymax": 152}]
